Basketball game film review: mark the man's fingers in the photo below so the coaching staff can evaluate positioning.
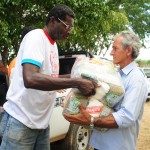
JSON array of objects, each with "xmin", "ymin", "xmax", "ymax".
[
  {"xmin": 91, "ymin": 89, "xmax": 96, "ymax": 95},
  {"xmin": 84, "ymin": 89, "xmax": 96, "ymax": 96},
  {"xmin": 78, "ymin": 104, "xmax": 87, "ymax": 114},
  {"xmin": 60, "ymin": 103, "xmax": 64, "ymax": 107},
  {"xmin": 57, "ymin": 89, "xmax": 66, "ymax": 93},
  {"xmin": 63, "ymin": 113, "xmax": 72, "ymax": 119},
  {"xmin": 78, "ymin": 104, "xmax": 84, "ymax": 110}
]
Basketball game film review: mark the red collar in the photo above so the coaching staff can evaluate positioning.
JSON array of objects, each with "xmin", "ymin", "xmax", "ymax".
[{"xmin": 43, "ymin": 28, "xmax": 55, "ymax": 45}]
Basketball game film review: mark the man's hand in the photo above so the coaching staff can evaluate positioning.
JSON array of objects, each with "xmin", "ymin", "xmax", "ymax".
[
  {"xmin": 63, "ymin": 104, "xmax": 91, "ymax": 126},
  {"xmin": 57, "ymin": 89, "xmax": 66, "ymax": 93},
  {"xmin": 77, "ymin": 78, "xmax": 97, "ymax": 96},
  {"xmin": 64, "ymin": 104, "xmax": 118, "ymax": 128}
]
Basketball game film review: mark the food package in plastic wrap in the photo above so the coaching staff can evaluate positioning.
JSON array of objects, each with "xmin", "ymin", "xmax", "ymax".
[
  {"xmin": 63, "ymin": 92, "xmax": 112, "ymax": 131},
  {"xmin": 63, "ymin": 56, "xmax": 124, "ymax": 131},
  {"xmin": 86, "ymin": 98, "xmax": 112, "ymax": 117},
  {"xmin": 63, "ymin": 89, "xmax": 88, "ymax": 115},
  {"xmin": 86, "ymin": 98, "xmax": 112, "ymax": 131},
  {"xmin": 71, "ymin": 56, "xmax": 125, "ymax": 107}
]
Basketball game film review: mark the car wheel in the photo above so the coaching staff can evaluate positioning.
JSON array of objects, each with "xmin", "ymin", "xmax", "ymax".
[{"xmin": 62, "ymin": 123, "xmax": 93, "ymax": 150}]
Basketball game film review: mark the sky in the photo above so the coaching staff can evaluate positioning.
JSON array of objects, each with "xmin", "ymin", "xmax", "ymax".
[
  {"xmin": 138, "ymin": 48, "xmax": 150, "ymax": 60},
  {"xmin": 137, "ymin": 37, "xmax": 150, "ymax": 60}
]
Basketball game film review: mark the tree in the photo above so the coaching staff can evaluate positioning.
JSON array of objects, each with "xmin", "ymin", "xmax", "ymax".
[{"xmin": 0, "ymin": 0, "xmax": 149, "ymax": 66}]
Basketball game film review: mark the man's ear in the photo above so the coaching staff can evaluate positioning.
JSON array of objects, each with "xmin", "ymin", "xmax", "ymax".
[
  {"xmin": 49, "ymin": 16, "xmax": 56, "ymax": 23},
  {"xmin": 127, "ymin": 46, "xmax": 133, "ymax": 56}
]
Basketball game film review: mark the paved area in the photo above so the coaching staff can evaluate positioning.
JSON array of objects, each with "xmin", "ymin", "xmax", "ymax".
[{"xmin": 137, "ymin": 100, "xmax": 150, "ymax": 150}]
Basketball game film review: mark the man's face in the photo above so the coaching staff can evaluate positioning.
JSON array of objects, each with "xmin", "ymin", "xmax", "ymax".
[
  {"xmin": 110, "ymin": 36, "xmax": 129, "ymax": 67},
  {"xmin": 53, "ymin": 15, "xmax": 74, "ymax": 41}
]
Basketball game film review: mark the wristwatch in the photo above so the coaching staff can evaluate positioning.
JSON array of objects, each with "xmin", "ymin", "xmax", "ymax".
[{"xmin": 90, "ymin": 115, "xmax": 95, "ymax": 130}]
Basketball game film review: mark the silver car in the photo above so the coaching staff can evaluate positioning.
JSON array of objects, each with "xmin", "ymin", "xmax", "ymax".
[{"xmin": 139, "ymin": 67, "xmax": 150, "ymax": 100}]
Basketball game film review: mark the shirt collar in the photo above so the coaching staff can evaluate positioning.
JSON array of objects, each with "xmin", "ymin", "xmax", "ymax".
[
  {"xmin": 42, "ymin": 28, "xmax": 55, "ymax": 45},
  {"xmin": 119, "ymin": 61, "xmax": 137, "ymax": 76}
]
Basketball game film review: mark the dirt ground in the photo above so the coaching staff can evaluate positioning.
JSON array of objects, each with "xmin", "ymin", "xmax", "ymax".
[{"xmin": 137, "ymin": 100, "xmax": 150, "ymax": 150}]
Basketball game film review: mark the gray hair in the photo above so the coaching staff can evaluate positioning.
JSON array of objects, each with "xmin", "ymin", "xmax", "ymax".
[{"xmin": 114, "ymin": 30, "xmax": 141, "ymax": 59}]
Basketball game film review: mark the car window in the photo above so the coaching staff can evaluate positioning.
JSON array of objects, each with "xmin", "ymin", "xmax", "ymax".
[
  {"xmin": 143, "ymin": 68, "xmax": 150, "ymax": 77},
  {"xmin": 139, "ymin": 68, "xmax": 146, "ymax": 76},
  {"xmin": 59, "ymin": 57, "xmax": 76, "ymax": 75}
]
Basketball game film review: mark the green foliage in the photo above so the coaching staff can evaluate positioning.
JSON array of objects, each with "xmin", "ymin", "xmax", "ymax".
[
  {"xmin": 0, "ymin": 0, "xmax": 149, "ymax": 65},
  {"xmin": 136, "ymin": 59, "xmax": 150, "ymax": 68},
  {"xmin": 136, "ymin": 59, "xmax": 150, "ymax": 65},
  {"xmin": 120, "ymin": 0, "xmax": 150, "ymax": 39}
]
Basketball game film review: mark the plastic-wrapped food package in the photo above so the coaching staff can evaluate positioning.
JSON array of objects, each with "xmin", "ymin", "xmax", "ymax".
[
  {"xmin": 86, "ymin": 98, "xmax": 112, "ymax": 118},
  {"xmin": 71, "ymin": 57, "xmax": 125, "ymax": 107},
  {"xmin": 63, "ymin": 92, "xmax": 112, "ymax": 131},
  {"xmin": 86, "ymin": 98, "xmax": 112, "ymax": 131},
  {"xmin": 63, "ymin": 56, "xmax": 124, "ymax": 131},
  {"xmin": 63, "ymin": 89, "xmax": 88, "ymax": 115}
]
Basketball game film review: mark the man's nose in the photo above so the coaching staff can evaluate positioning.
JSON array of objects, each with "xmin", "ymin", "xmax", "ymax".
[
  {"xmin": 110, "ymin": 50, "xmax": 113, "ymax": 56},
  {"xmin": 66, "ymin": 30, "xmax": 72, "ymax": 34}
]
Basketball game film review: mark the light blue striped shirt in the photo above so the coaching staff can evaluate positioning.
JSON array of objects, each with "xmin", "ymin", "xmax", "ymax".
[{"xmin": 89, "ymin": 61, "xmax": 148, "ymax": 150}]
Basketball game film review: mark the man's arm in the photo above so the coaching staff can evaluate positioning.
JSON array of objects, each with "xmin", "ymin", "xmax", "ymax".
[
  {"xmin": 59, "ymin": 74, "xmax": 70, "ymax": 78},
  {"xmin": 94, "ymin": 114, "xmax": 118, "ymax": 128},
  {"xmin": 64, "ymin": 104, "xmax": 118, "ymax": 128},
  {"xmin": 23, "ymin": 64, "xmax": 96, "ymax": 96},
  {"xmin": 64, "ymin": 72, "xmax": 147, "ymax": 129}
]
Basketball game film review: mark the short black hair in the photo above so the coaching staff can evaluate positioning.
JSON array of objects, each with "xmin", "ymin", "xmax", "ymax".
[{"xmin": 46, "ymin": 4, "xmax": 75, "ymax": 25}]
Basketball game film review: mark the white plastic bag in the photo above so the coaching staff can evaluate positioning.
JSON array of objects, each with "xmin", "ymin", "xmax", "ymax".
[
  {"xmin": 63, "ymin": 89, "xmax": 88, "ymax": 115},
  {"xmin": 63, "ymin": 56, "xmax": 125, "ymax": 131},
  {"xmin": 71, "ymin": 57, "xmax": 125, "ymax": 107}
]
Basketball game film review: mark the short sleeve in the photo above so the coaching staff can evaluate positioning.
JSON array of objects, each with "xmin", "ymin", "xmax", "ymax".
[{"xmin": 21, "ymin": 30, "xmax": 45, "ymax": 68}]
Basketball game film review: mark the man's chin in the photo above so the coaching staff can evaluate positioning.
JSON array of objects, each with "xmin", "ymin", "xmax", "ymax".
[
  {"xmin": 113, "ymin": 60, "xmax": 118, "ymax": 65},
  {"xmin": 58, "ymin": 36, "xmax": 68, "ymax": 41},
  {"xmin": 58, "ymin": 39, "xmax": 64, "ymax": 41}
]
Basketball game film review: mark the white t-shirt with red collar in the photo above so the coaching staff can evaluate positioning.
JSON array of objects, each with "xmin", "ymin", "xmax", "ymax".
[{"xmin": 4, "ymin": 29, "xmax": 59, "ymax": 129}]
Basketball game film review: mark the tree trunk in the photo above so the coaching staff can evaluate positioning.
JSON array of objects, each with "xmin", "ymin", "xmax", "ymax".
[{"xmin": 1, "ymin": 47, "xmax": 9, "ymax": 67}]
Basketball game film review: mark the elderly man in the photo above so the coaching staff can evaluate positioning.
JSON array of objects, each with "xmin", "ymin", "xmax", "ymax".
[{"xmin": 64, "ymin": 30, "xmax": 148, "ymax": 150}]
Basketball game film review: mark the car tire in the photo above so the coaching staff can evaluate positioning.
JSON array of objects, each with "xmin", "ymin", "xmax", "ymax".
[{"xmin": 62, "ymin": 123, "xmax": 93, "ymax": 150}]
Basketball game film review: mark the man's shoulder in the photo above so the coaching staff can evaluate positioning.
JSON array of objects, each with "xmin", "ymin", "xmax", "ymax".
[
  {"xmin": 129, "ymin": 67, "xmax": 146, "ymax": 83},
  {"xmin": 23, "ymin": 29, "xmax": 46, "ymax": 44},
  {"xmin": 28, "ymin": 29, "xmax": 44, "ymax": 36}
]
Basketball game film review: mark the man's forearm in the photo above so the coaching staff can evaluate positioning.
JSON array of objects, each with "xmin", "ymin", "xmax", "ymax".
[
  {"xmin": 94, "ymin": 114, "xmax": 118, "ymax": 128},
  {"xmin": 59, "ymin": 74, "xmax": 70, "ymax": 78},
  {"xmin": 24, "ymin": 72, "xmax": 78, "ymax": 91}
]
